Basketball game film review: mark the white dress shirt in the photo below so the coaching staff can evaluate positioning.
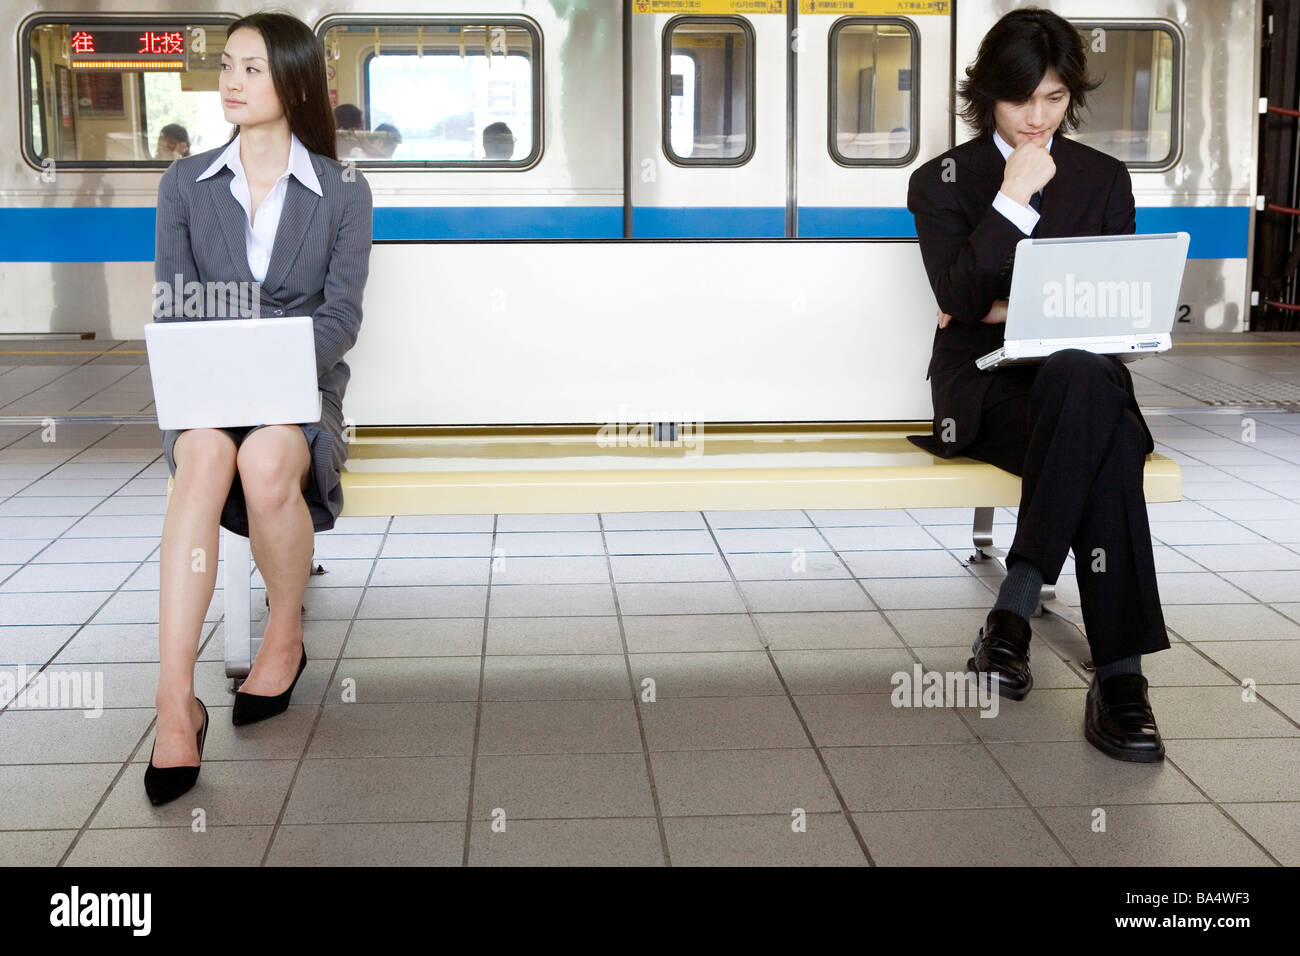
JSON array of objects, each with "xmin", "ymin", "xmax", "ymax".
[
  {"xmin": 991, "ymin": 128, "xmax": 1052, "ymax": 236},
  {"xmin": 196, "ymin": 132, "xmax": 323, "ymax": 283}
]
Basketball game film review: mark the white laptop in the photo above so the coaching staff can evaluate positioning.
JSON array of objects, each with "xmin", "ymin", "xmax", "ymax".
[
  {"xmin": 976, "ymin": 232, "xmax": 1190, "ymax": 370},
  {"xmin": 144, "ymin": 316, "xmax": 321, "ymax": 430}
]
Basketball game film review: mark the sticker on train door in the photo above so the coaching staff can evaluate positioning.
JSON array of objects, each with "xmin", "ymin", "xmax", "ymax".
[
  {"xmin": 799, "ymin": 0, "xmax": 949, "ymax": 13},
  {"xmin": 633, "ymin": 1, "xmax": 785, "ymax": 14}
]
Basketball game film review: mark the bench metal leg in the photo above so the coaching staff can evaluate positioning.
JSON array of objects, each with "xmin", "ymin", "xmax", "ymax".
[
  {"xmin": 969, "ymin": 507, "xmax": 1055, "ymax": 612},
  {"xmin": 223, "ymin": 528, "xmax": 252, "ymax": 681}
]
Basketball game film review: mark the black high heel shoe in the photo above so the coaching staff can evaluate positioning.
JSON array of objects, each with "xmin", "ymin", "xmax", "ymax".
[
  {"xmin": 144, "ymin": 698, "xmax": 209, "ymax": 806},
  {"xmin": 231, "ymin": 647, "xmax": 307, "ymax": 726}
]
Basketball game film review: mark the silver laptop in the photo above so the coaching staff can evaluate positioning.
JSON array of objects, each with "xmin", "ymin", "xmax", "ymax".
[
  {"xmin": 977, "ymin": 232, "xmax": 1190, "ymax": 370},
  {"xmin": 144, "ymin": 316, "xmax": 321, "ymax": 430}
]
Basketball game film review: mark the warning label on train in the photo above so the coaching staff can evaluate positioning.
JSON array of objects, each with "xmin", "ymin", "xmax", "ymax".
[{"xmin": 633, "ymin": 1, "xmax": 786, "ymax": 14}]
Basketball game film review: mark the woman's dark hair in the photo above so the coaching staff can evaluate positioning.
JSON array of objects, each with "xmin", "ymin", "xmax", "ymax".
[
  {"xmin": 226, "ymin": 12, "xmax": 337, "ymax": 160},
  {"xmin": 957, "ymin": 7, "xmax": 1101, "ymax": 137}
]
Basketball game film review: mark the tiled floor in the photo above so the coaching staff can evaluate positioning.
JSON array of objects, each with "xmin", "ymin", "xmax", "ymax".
[{"xmin": 0, "ymin": 336, "xmax": 1298, "ymax": 866}]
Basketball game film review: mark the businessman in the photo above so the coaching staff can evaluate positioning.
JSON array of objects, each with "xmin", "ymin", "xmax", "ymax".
[{"xmin": 906, "ymin": 7, "xmax": 1169, "ymax": 762}]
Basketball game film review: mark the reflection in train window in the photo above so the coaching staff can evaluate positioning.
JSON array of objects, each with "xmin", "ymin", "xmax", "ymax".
[
  {"xmin": 23, "ymin": 19, "xmax": 233, "ymax": 166},
  {"xmin": 1070, "ymin": 22, "xmax": 1180, "ymax": 168},
  {"xmin": 29, "ymin": 53, "xmax": 46, "ymax": 158},
  {"xmin": 663, "ymin": 18, "xmax": 754, "ymax": 165},
  {"xmin": 321, "ymin": 21, "xmax": 539, "ymax": 165},
  {"xmin": 830, "ymin": 19, "xmax": 918, "ymax": 166}
]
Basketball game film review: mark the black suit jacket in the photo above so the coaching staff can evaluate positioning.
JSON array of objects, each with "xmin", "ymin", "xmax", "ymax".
[{"xmin": 905, "ymin": 132, "xmax": 1154, "ymax": 458}]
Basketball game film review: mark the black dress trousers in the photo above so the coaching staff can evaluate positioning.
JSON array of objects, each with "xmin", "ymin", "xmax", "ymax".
[{"xmin": 961, "ymin": 349, "xmax": 1171, "ymax": 667}]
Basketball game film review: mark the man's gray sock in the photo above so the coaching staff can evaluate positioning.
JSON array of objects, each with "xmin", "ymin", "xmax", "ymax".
[
  {"xmin": 1095, "ymin": 654, "xmax": 1142, "ymax": 682},
  {"xmin": 992, "ymin": 557, "xmax": 1044, "ymax": 624}
]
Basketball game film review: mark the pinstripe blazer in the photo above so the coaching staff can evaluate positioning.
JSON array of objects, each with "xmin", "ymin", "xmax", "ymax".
[{"xmin": 153, "ymin": 141, "xmax": 373, "ymax": 415}]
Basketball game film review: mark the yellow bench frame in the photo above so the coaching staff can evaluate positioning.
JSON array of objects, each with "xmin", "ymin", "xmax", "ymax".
[{"xmin": 167, "ymin": 422, "xmax": 1181, "ymax": 679}]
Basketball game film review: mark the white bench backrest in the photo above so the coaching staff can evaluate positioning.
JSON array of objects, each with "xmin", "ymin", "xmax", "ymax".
[{"xmin": 345, "ymin": 241, "xmax": 937, "ymax": 426}]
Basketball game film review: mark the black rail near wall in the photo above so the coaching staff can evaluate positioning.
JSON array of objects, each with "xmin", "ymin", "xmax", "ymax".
[{"xmin": 1255, "ymin": 0, "xmax": 1300, "ymax": 331}]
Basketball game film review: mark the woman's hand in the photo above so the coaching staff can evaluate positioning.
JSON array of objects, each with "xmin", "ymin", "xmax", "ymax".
[{"xmin": 936, "ymin": 299, "xmax": 1007, "ymax": 328}]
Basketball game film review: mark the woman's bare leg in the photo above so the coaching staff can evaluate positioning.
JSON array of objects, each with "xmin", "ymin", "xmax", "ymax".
[
  {"xmin": 154, "ymin": 429, "xmax": 237, "ymax": 768},
  {"xmin": 235, "ymin": 425, "xmax": 313, "ymax": 696}
]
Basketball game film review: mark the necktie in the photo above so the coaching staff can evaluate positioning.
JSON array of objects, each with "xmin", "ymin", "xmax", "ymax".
[{"xmin": 1029, "ymin": 190, "xmax": 1043, "ymax": 212}]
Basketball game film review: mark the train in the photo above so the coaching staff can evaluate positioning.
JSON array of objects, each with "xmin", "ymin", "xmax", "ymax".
[{"xmin": 2, "ymin": 0, "xmax": 1283, "ymax": 426}]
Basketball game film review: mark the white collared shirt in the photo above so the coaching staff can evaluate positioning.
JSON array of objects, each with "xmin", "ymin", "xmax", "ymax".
[
  {"xmin": 196, "ymin": 132, "xmax": 323, "ymax": 283},
  {"xmin": 991, "ymin": 128, "xmax": 1053, "ymax": 236}
]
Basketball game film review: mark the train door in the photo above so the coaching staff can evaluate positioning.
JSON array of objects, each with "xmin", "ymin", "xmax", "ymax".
[
  {"xmin": 953, "ymin": 1, "xmax": 1255, "ymax": 333},
  {"xmin": 795, "ymin": 6, "xmax": 951, "ymax": 238},
  {"xmin": 629, "ymin": 2, "xmax": 788, "ymax": 237}
]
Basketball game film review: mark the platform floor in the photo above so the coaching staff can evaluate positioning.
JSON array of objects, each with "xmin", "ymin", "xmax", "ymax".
[{"xmin": 0, "ymin": 334, "xmax": 1297, "ymax": 866}]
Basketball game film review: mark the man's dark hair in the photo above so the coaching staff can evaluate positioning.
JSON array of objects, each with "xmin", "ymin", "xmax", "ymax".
[
  {"xmin": 956, "ymin": 7, "xmax": 1100, "ymax": 136},
  {"xmin": 482, "ymin": 121, "xmax": 515, "ymax": 159},
  {"xmin": 333, "ymin": 103, "xmax": 364, "ymax": 131}
]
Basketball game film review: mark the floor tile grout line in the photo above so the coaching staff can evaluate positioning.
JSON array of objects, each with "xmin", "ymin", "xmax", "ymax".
[
  {"xmin": 701, "ymin": 510, "xmax": 877, "ymax": 865},
  {"xmin": 840, "ymin": 513, "xmax": 1087, "ymax": 866},
  {"xmin": 1143, "ymin": 537, "xmax": 1300, "ymax": 733},
  {"xmin": 256, "ymin": 515, "xmax": 391, "ymax": 866},
  {"xmin": 1152, "ymin": 750, "xmax": 1286, "ymax": 866},
  {"xmin": 2, "ymin": 432, "xmax": 168, "ymax": 719},
  {"xmin": 54, "ymin": 618, "xmax": 222, "ymax": 867},
  {"xmin": 897, "ymin": 434, "xmax": 1290, "ymax": 862},
  {"xmin": 459, "ymin": 514, "xmax": 496, "ymax": 867},
  {"xmin": 809, "ymin": 511, "xmax": 1087, "ymax": 862},
  {"xmin": 1151, "ymin": 418, "xmax": 1300, "ymax": 602},
  {"xmin": 599, "ymin": 511, "xmax": 672, "ymax": 866},
  {"xmin": 0, "ymin": 349, "xmax": 127, "ymax": 415}
]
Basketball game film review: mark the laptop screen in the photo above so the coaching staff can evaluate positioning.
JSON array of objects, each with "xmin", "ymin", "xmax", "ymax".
[{"xmin": 1005, "ymin": 233, "xmax": 1189, "ymax": 341}]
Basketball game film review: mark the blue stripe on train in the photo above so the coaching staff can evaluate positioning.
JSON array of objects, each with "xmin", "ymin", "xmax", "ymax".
[
  {"xmin": 373, "ymin": 205, "xmax": 623, "ymax": 240},
  {"xmin": 0, "ymin": 204, "xmax": 1250, "ymax": 260},
  {"xmin": 0, "ymin": 205, "xmax": 624, "ymax": 261},
  {"xmin": 631, "ymin": 206, "xmax": 786, "ymax": 238},
  {"xmin": 796, "ymin": 205, "xmax": 1250, "ymax": 259}
]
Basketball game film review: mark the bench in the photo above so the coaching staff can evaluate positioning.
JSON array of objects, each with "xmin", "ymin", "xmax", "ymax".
[
  {"xmin": 172, "ymin": 421, "xmax": 1181, "ymax": 679},
  {"xmin": 162, "ymin": 241, "xmax": 1182, "ymax": 679}
]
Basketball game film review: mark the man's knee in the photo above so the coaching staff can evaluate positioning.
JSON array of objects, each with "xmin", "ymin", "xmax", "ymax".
[
  {"xmin": 1040, "ymin": 348, "xmax": 1113, "ymax": 376},
  {"xmin": 1034, "ymin": 349, "xmax": 1127, "ymax": 399}
]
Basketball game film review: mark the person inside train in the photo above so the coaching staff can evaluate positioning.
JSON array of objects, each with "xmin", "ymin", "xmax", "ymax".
[
  {"xmin": 333, "ymin": 103, "xmax": 364, "ymax": 130},
  {"xmin": 906, "ymin": 6, "xmax": 1168, "ymax": 762},
  {"xmin": 370, "ymin": 122, "xmax": 402, "ymax": 159},
  {"xmin": 334, "ymin": 103, "xmax": 367, "ymax": 159},
  {"xmin": 146, "ymin": 12, "xmax": 372, "ymax": 805},
  {"xmin": 154, "ymin": 124, "xmax": 190, "ymax": 161},
  {"xmin": 483, "ymin": 121, "xmax": 516, "ymax": 160}
]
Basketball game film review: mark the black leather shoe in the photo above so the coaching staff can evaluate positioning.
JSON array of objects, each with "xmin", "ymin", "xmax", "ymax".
[
  {"xmin": 968, "ymin": 609, "xmax": 1033, "ymax": 700},
  {"xmin": 1085, "ymin": 673, "xmax": 1165, "ymax": 763},
  {"xmin": 144, "ymin": 698, "xmax": 209, "ymax": 806},
  {"xmin": 232, "ymin": 647, "xmax": 306, "ymax": 726}
]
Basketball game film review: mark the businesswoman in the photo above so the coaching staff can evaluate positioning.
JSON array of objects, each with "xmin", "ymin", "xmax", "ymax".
[
  {"xmin": 906, "ymin": 7, "xmax": 1167, "ymax": 762},
  {"xmin": 146, "ymin": 12, "xmax": 372, "ymax": 804}
]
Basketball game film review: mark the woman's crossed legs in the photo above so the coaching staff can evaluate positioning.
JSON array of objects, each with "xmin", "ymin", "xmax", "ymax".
[{"xmin": 152, "ymin": 425, "xmax": 312, "ymax": 768}]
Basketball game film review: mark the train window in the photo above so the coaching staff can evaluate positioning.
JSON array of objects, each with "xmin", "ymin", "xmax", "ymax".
[
  {"xmin": 319, "ymin": 20, "xmax": 540, "ymax": 166},
  {"xmin": 829, "ymin": 19, "xmax": 919, "ymax": 166},
  {"xmin": 663, "ymin": 18, "xmax": 755, "ymax": 166},
  {"xmin": 1069, "ymin": 22, "xmax": 1181, "ymax": 168},
  {"xmin": 22, "ymin": 18, "xmax": 235, "ymax": 168}
]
